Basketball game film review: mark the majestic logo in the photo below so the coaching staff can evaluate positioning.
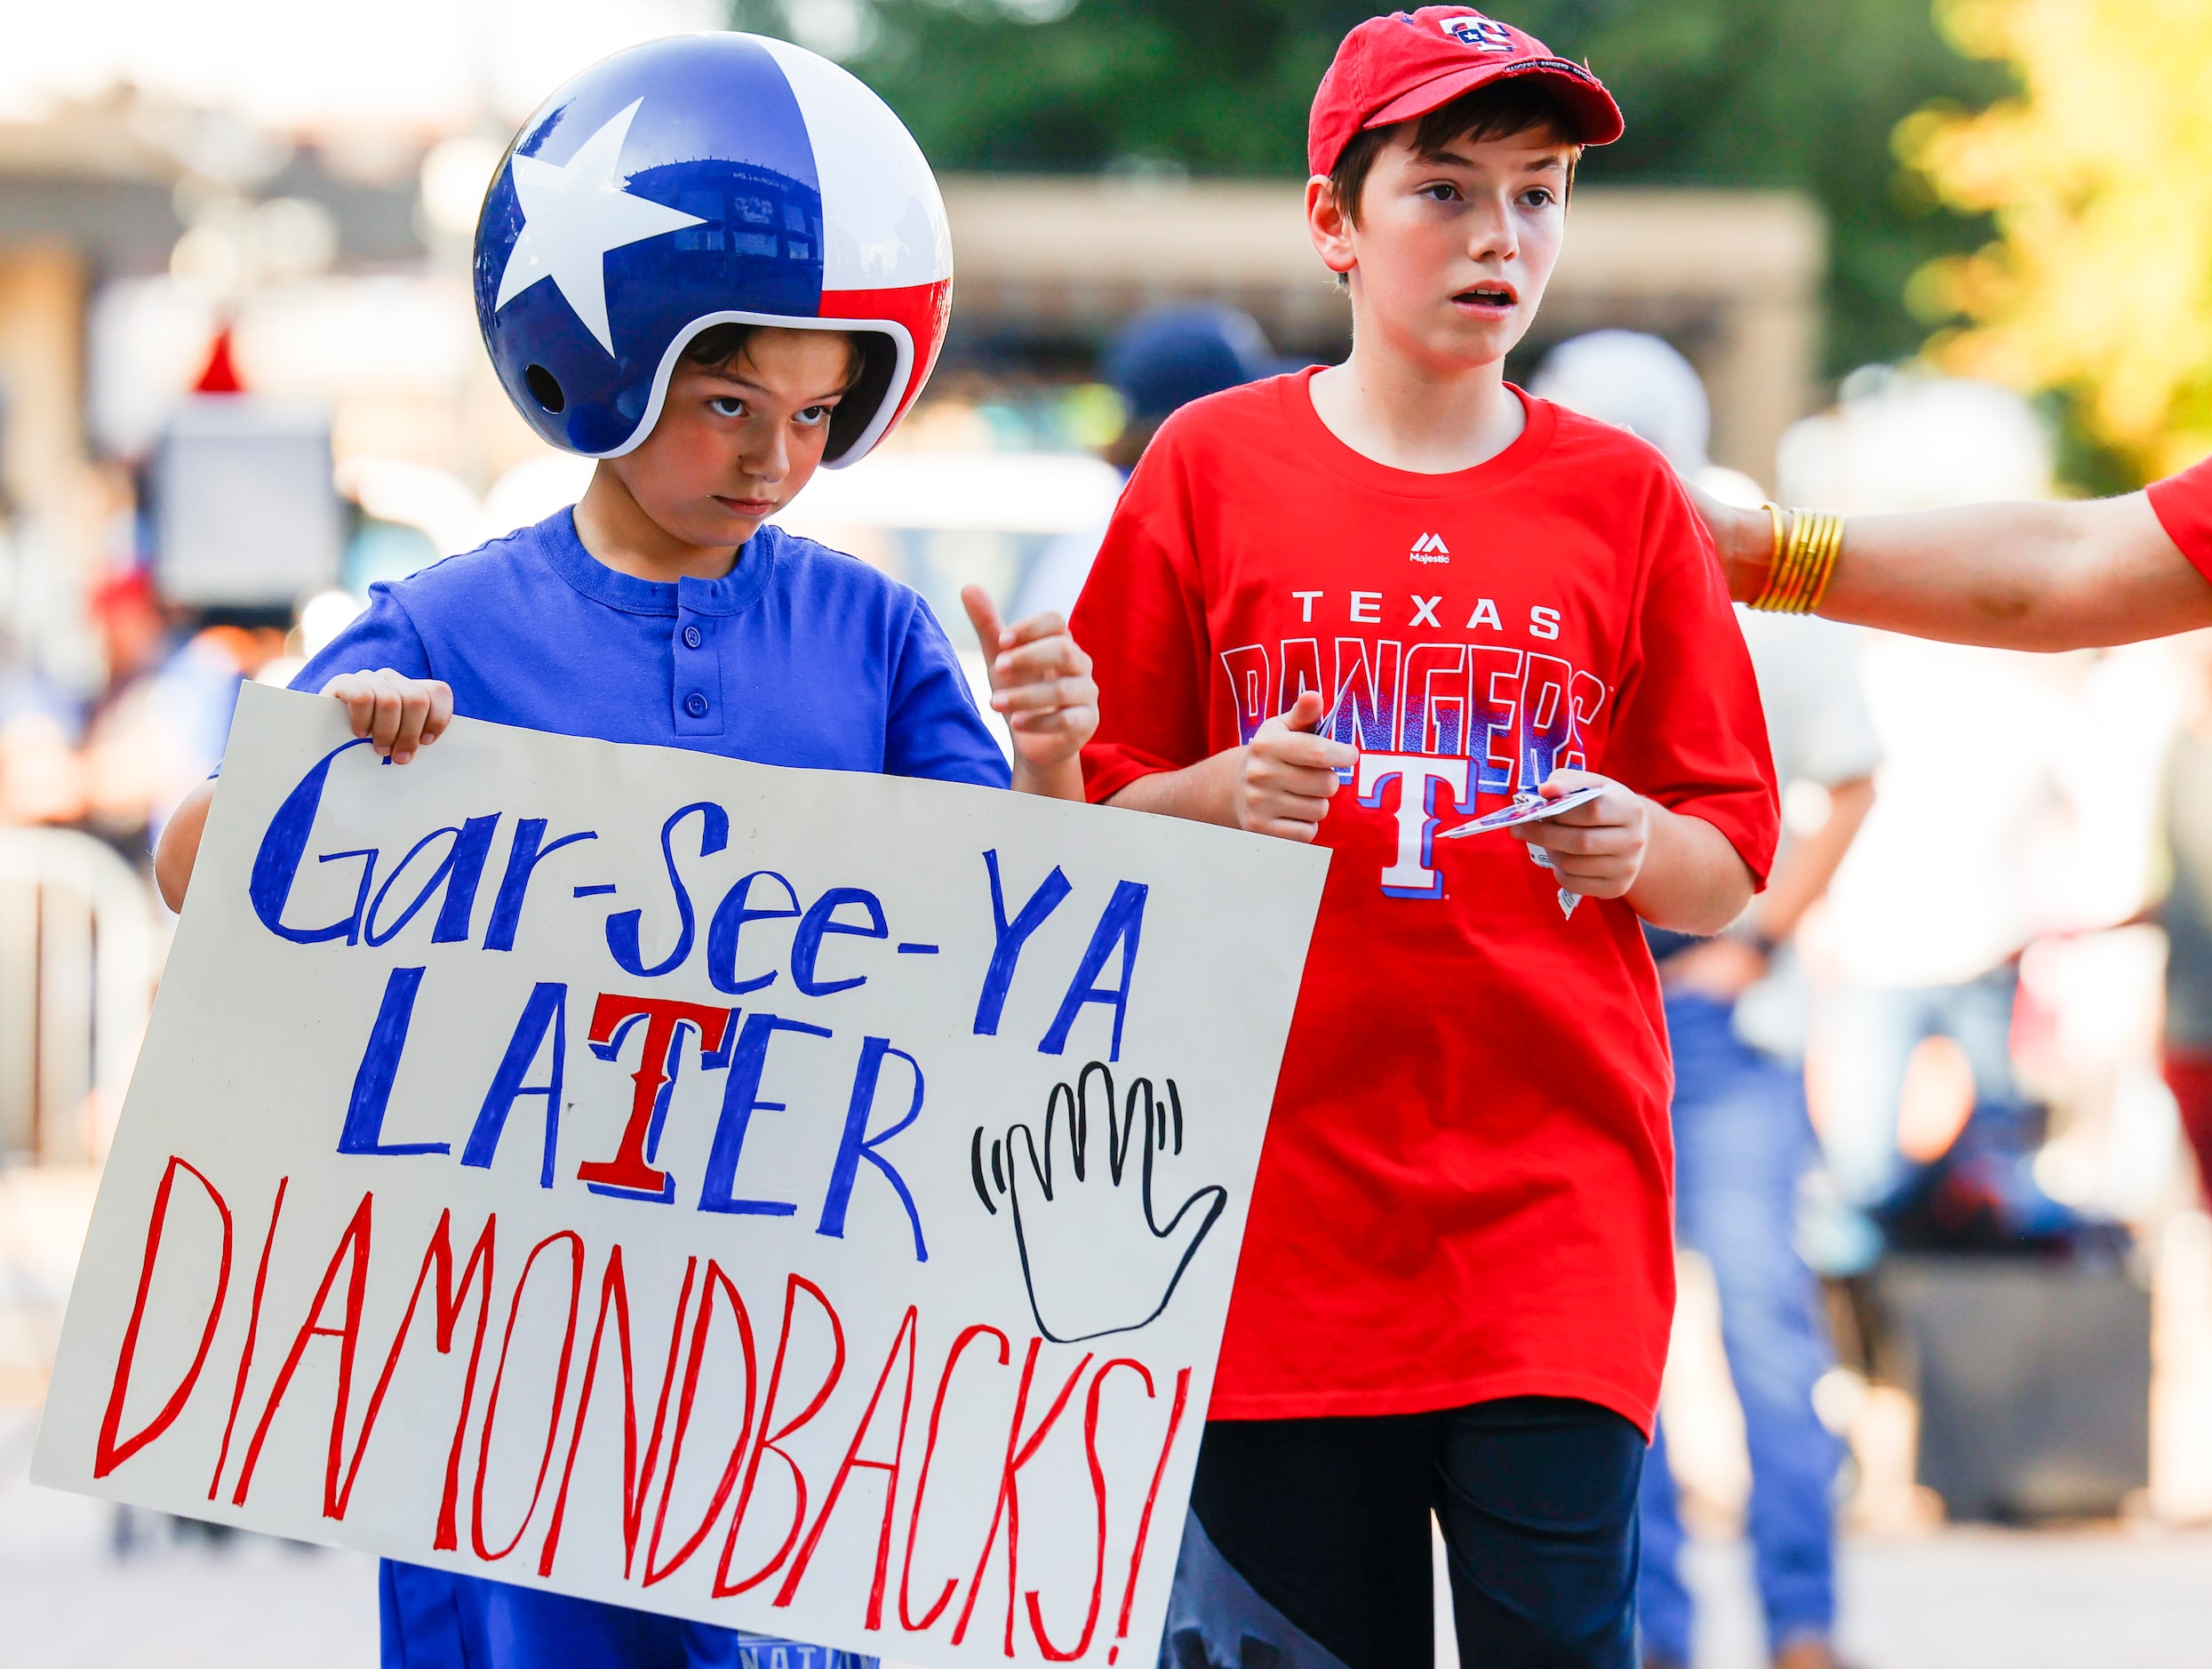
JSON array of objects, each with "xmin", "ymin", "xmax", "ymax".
[
  {"xmin": 1441, "ymin": 14, "xmax": 1516, "ymax": 52},
  {"xmin": 1409, "ymin": 532, "xmax": 1450, "ymax": 564}
]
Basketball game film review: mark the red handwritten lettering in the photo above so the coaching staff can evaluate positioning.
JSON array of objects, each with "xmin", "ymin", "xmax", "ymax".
[
  {"xmin": 231, "ymin": 1190, "xmax": 372, "ymax": 1507},
  {"xmin": 470, "ymin": 1230, "xmax": 585, "ymax": 1560},
  {"xmin": 208, "ymin": 1175, "xmax": 285, "ymax": 1499},
  {"xmin": 714, "ymin": 1274, "xmax": 848, "ymax": 1597},
  {"xmin": 95, "ymin": 1156, "xmax": 234, "ymax": 1479},
  {"xmin": 1112, "ymin": 1367, "xmax": 1193, "ymax": 1656},
  {"xmin": 643, "ymin": 1260, "xmax": 759, "ymax": 1584},
  {"xmin": 575, "ymin": 994, "xmax": 732, "ymax": 1196},
  {"xmin": 328, "ymin": 1210, "xmax": 499, "ymax": 1539},
  {"xmin": 898, "ymin": 1323, "xmax": 1010, "ymax": 1633},
  {"xmin": 773, "ymin": 1304, "xmax": 918, "ymax": 1621},
  {"xmin": 538, "ymin": 1247, "xmax": 697, "ymax": 1578},
  {"xmin": 1027, "ymin": 1357, "xmax": 1154, "ymax": 1662},
  {"xmin": 954, "ymin": 1338, "xmax": 1094, "ymax": 1652}
]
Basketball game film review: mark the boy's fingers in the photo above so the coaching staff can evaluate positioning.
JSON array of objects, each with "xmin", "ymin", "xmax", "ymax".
[
  {"xmin": 994, "ymin": 675, "xmax": 1097, "ymax": 714},
  {"xmin": 1255, "ymin": 766, "xmax": 1341, "ymax": 803},
  {"xmin": 389, "ymin": 685, "xmax": 436, "ymax": 763},
  {"xmin": 1519, "ymin": 822, "xmax": 1622, "ymax": 858},
  {"xmin": 1285, "ymin": 690, "xmax": 1327, "ymax": 731},
  {"xmin": 1259, "ymin": 730, "xmax": 1355, "ymax": 772},
  {"xmin": 419, "ymin": 681, "xmax": 455, "ymax": 744},
  {"xmin": 322, "ymin": 675, "xmax": 373, "ymax": 737},
  {"xmin": 998, "ymin": 610, "xmax": 1069, "ymax": 648},
  {"xmin": 960, "ymin": 586, "xmax": 1009, "ymax": 662},
  {"xmin": 370, "ymin": 683, "xmax": 406, "ymax": 755},
  {"xmin": 1259, "ymin": 792, "xmax": 1335, "ymax": 823},
  {"xmin": 1009, "ymin": 705, "xmax": 1098, "ymax": 736},
  {"xmin": 993, "ymin": 635, "xmax": 1084, "ymax": 681}
]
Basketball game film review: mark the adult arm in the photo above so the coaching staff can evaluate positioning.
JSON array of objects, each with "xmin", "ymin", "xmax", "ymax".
[{"xmin": 1700, "ymin": 487, "xmax": 2212, "ymax": 651}]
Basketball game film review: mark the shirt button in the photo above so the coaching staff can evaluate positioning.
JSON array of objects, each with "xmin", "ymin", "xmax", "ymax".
[
  {"xmin": 683, "ymin": 625, "xmax": 703, "ymax": 650},
  {"xmin": 684, "ymin": 691, "xmax": 709, "ymax": 718}
]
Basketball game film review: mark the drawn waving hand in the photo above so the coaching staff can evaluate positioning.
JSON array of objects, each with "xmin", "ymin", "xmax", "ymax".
[{"xmin": 970, "ymin": 1063, "xmax": 1227, "ymax": 1344}]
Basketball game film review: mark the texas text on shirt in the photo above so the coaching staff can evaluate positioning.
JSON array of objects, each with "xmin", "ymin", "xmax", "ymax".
[{"xmin": 1073, "ymin": 369, "xmax": 1779, "ymax": 1433}]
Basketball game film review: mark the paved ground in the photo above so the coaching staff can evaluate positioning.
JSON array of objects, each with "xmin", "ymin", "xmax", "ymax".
[{"xmin": 7, "ymin": 1405, "xmax": 2212, "ymax": 1667}]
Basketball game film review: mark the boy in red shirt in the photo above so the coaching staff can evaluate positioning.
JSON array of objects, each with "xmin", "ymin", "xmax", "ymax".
[{"xmin": 1072, "ymin": 11, "xmax": 1778, "ymax": 1667}]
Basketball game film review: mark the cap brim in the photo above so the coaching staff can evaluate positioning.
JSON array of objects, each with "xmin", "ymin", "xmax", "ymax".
[{"xmin": 1364, "ymin": 59, "xmax": 1624, "ymax": 147}]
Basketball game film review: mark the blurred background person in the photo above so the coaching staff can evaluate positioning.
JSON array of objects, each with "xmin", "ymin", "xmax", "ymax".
[
  {"xmin": 1012, "ymin": 302, "xmax": 1289, "ymax": 624},
  {"xmin": 2156, "ymin": 633, "xmax": 2212, "ymax": 1202},
  {"xmin": 1784, "ymin": 375, "xmax": 2097, "ymax": 1275},
  {"xmin": 1536, "ymin": 332, "xmax": 1879, "ymax": 1669}
]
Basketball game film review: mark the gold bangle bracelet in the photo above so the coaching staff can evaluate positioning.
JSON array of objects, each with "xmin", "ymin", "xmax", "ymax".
[
  {"xmin": 1773, "ymin": 511, "xmax": 1818, "ymax": 612},
  {"xmin": 1756, "ymin": 502, "xmax": 1788, "ymax": 605},
  {"xmin": 1749, "ymin": 504, "xmax": 1802, "ymax": 611},
  {"xmin": 1755, "ymin": 508, "xmax": 1845, "ymax": 613},
  {"xmin": 1796, "ymin": 509, "xmax": 1845, "ymax": 612}
]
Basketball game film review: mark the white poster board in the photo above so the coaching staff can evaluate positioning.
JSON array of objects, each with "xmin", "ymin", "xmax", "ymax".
[{"xmin": 36, "ymin": 684, "xmax": 1325, "ymax": 1665}]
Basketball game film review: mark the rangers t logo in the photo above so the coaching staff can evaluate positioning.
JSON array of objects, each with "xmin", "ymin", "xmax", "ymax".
[{"xmin": 1441, "ymin": 14, "xmax": 1516, "ymax": 52}]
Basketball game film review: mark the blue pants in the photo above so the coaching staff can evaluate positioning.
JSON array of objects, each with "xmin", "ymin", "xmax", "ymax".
[
  {"xmin": 1812, "ymin": 965, "xmax": 2020, "ymax": 1271},
  {"xmin": 1163, "ymin": 1396, "xmax": 1645, "ymax": 1669},
  {"xmin": 1637, "ymin": 994, "xmax": 1841, "ymax": 1665},
  {"xmin": 379, "ymin": 1562, "xmax": 873, "ymax": 1668}
]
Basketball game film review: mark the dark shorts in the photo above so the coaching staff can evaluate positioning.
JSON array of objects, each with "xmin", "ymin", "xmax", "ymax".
[{"xmin": 1161, "ymin": 1396, "xmax": 1645, "ymax": 1669}]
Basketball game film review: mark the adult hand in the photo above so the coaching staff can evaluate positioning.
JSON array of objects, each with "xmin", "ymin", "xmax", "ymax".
[
  {"xmin": 1511, "ymin": 769, "xmax": 1651, "ymax": 898},
  {"xmin": 320, "ymin": 669, "xmax": 454, "ymax": 763},
  {"xmin": 1239, "ymin": 690, "xmax": 1355, "ymax": 842},
  {"xmin": 962, "ymin": 586, "xmax": 1099, "ymax": 780}
]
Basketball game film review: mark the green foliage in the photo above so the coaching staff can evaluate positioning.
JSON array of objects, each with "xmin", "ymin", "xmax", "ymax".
[{"xmin": 739, "ymin": 0, "xmax": 2008, "ymax": 377}]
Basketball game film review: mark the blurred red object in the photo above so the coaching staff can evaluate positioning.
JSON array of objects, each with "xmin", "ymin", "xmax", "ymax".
[{"xmin": 193, "ymin": 326, "xmax": 244, "ymax": 395}]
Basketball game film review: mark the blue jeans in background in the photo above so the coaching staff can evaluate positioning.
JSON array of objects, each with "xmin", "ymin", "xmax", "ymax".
[
  {"xmin": 1809, "ymin": 964, "xmax": 2021, "ymax": 1274},
  {"xmin": 1638, "ymin": 993, "xmax": 1841, "ymax": 1666}
]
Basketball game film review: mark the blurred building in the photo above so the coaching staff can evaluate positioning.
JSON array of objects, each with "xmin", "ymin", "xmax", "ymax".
[{"xmin": 940, "ymin": 177, "xmax": 1824, "ymax": 487}]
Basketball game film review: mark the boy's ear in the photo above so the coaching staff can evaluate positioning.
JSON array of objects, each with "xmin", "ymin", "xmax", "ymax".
[{"xmin": 1305, "ymin": 176, "xmax": 1357, "ymax": 281}]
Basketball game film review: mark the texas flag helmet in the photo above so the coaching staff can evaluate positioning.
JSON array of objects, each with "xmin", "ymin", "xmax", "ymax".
[{"xmin": 474, "ymin": 32, "xmax": 953, "ymax": 467}]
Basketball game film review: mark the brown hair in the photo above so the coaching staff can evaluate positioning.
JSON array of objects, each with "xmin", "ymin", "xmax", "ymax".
[
  {"xmin": 678, "ymin": 322, "xmax": 890, "ymax": 459},
  {"xmin": 1325, "ymin": 79, "xmax": 1581, "ymax": 228},
  {"xmin": 680, "ymin": 321, "xmax": 864, "ymax": 385}
]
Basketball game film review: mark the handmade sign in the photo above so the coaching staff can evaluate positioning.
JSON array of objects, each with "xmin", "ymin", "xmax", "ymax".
[{"xmin": 36, "ymin": 684, "xmax": 1325, "ymax": 1666}]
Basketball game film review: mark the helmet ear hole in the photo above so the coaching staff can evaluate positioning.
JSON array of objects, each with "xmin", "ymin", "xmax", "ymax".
[
  {"xmin": 523, "ymin": 363, "xmax": 566, "ymax": 413},
  {"xmin": 827, "ymin": 333, "xmax": 898, "ymax": 462}
]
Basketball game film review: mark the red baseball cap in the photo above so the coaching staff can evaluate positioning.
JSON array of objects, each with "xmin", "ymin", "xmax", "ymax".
[{"xmin": 1307, "ymin": 7, "xmax": 1625, "ymax": 178}]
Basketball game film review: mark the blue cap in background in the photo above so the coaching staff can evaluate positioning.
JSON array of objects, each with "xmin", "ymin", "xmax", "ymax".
[{"xmin": 1103, "ymin": 305, "xmax": 1290, "ymax": 422}]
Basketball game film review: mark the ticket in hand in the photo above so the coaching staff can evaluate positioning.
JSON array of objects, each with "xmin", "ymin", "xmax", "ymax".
[{"xmin": 1438, "ymin": 781, "xmax": 1609, "ymax": 841}]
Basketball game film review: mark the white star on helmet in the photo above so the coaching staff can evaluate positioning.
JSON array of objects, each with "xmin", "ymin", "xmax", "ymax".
[{"xmin": 492, "ymin": 99, "xmax": 705, "ymax": 356}]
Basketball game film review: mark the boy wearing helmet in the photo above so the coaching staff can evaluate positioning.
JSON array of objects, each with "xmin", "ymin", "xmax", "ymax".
[
  {"xmin": 153, "ymin": 34, "xmax": 1092, "ymax": 1669},
  {"xmin": 1073, "ymin": 11, "xmax": 1777, "ymax": 1667}
]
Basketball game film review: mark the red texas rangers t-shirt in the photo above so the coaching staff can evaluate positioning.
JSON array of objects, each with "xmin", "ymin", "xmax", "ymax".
[
  {"xmin": 2151, "ymin": 453, "xmax": 2212, "ymax": 579},
  {"xmin": 1074, "ymin": 371, "xmax": 1778, "ymax": 1432}
]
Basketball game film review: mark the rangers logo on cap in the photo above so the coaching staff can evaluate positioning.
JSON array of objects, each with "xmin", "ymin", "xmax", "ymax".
[{"xmin": 1441, "ymin": 13, "xmax": 1517, "ymax": 52}]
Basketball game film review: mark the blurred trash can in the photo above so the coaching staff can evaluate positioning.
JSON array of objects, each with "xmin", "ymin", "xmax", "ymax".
[{"xmin": 1881, "ymin": 1255, "xmax": 2150, "ymax": 1521}]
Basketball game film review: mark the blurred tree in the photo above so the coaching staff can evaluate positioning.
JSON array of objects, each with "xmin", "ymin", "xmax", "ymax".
[
  {"xmin": 1905, "ymin": 0, "xmax": 2212, "ymax": 483},
  {"xmin": 736, "ymin": 0, "xmax": 2003, "ymax": 379}
]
